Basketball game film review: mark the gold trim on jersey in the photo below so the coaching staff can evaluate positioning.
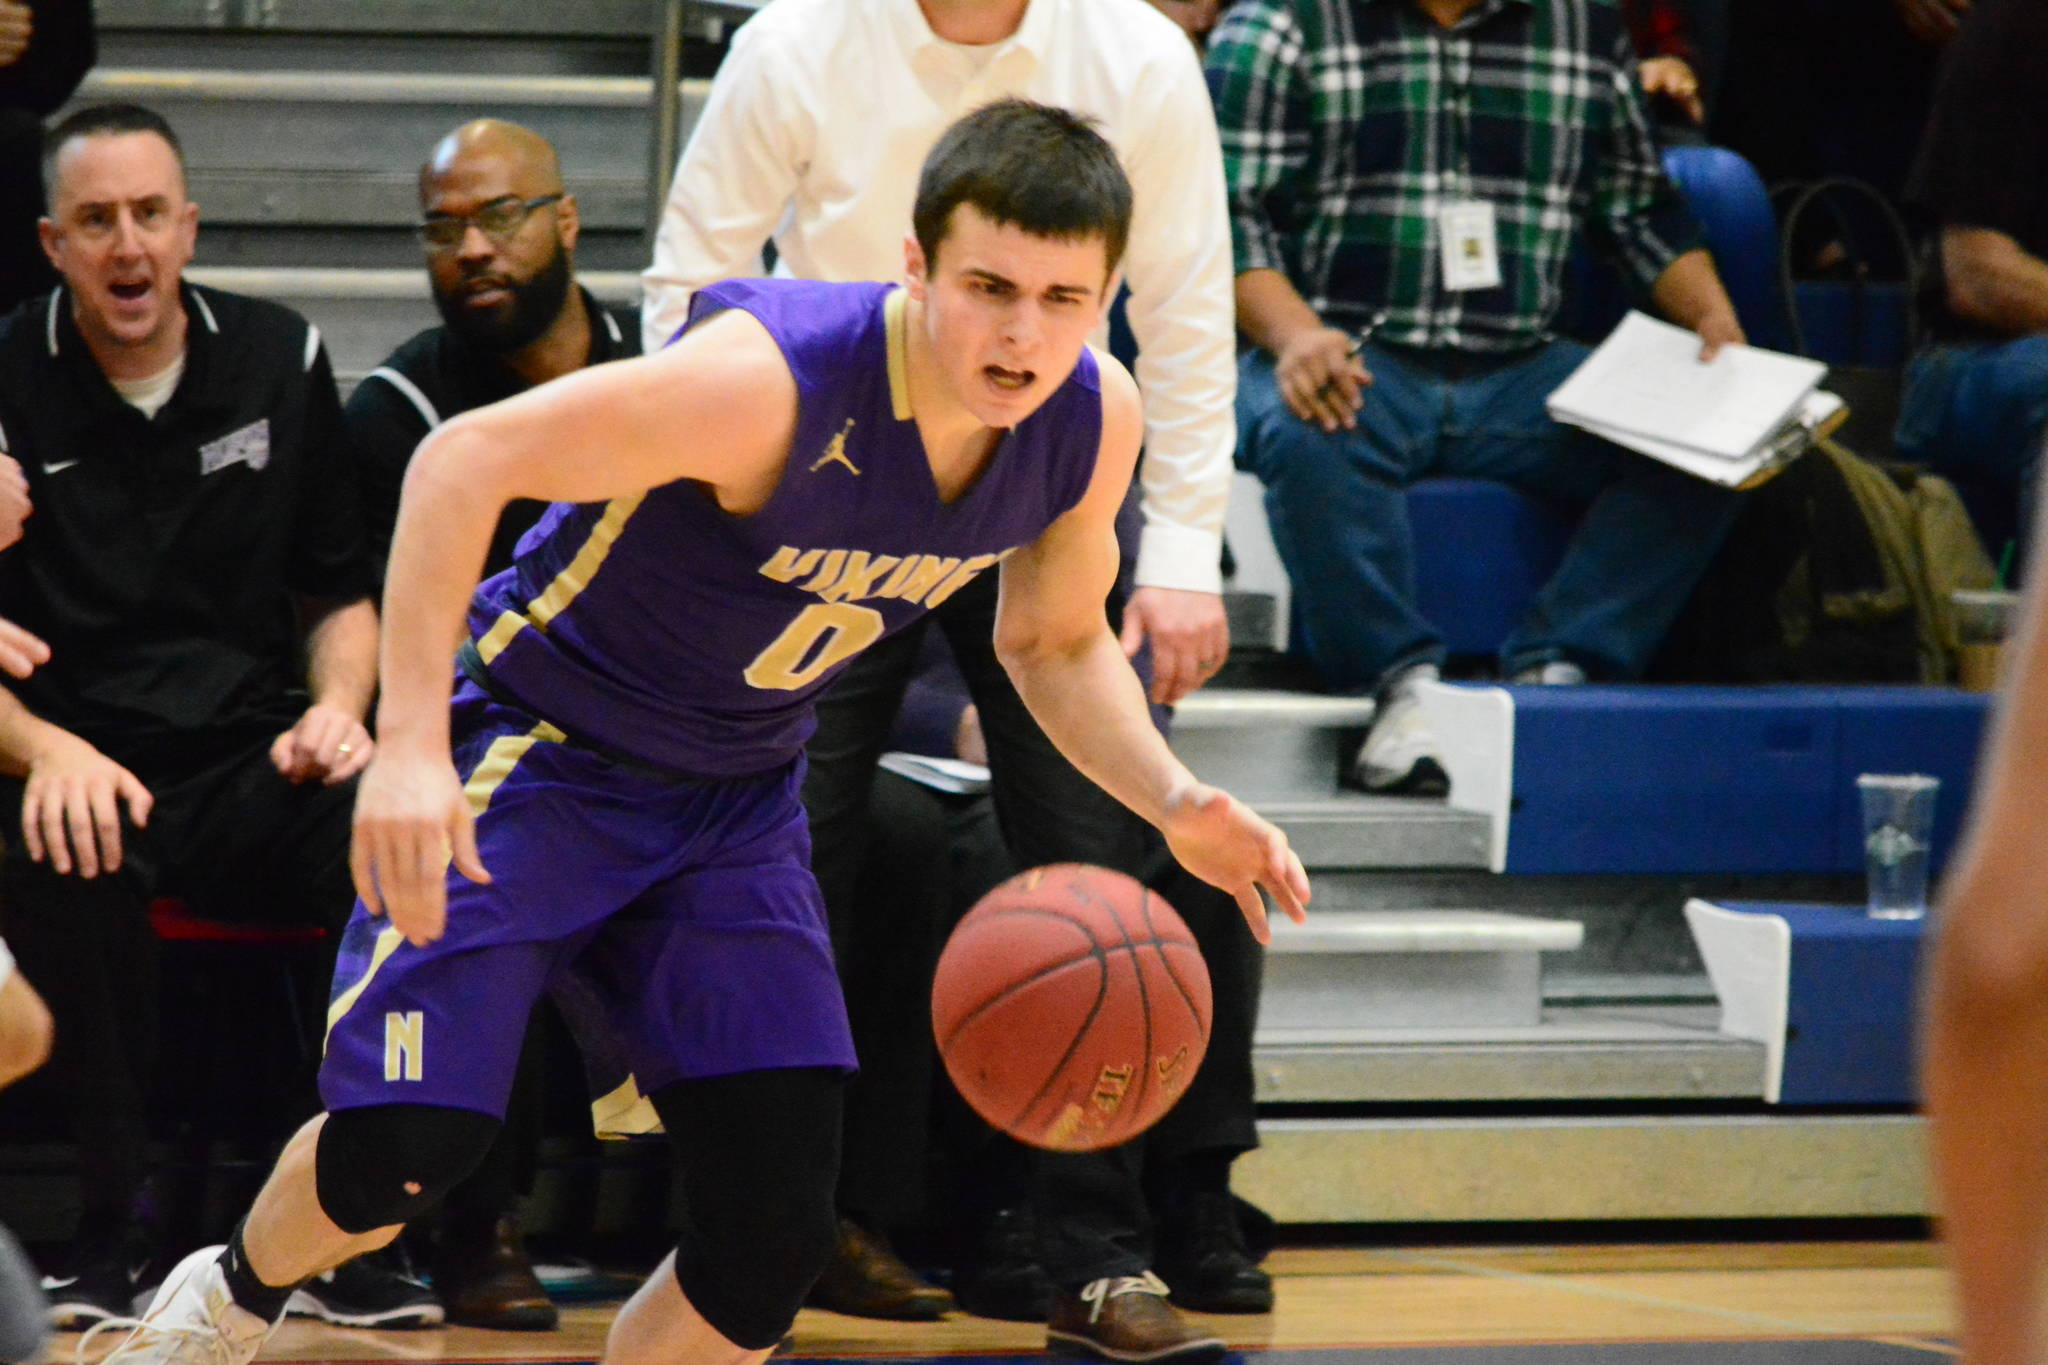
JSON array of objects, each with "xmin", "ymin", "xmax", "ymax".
[
  {"xmin": 323, "ymin": 926, "xmax": 404, "ymax": 1047},
  {"xmin": 884, "ymin": 288, "xmax": 912, "ymax": 422},
  {"xmin": 591, "ymin": 1075, "xmax": 665, "ymax": 1139},
  {"xmin": 322, "ymin": 719, "xmax": 564, "ymax": 1050},
  {"xmin": 476, "ymin": 494, "xmax": 648, "ymax": 665}
]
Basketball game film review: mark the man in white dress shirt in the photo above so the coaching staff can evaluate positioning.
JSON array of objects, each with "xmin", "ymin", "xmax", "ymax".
[{"xmin": 644, "ymin": 3, "xmax": 1271, "ymax": 1360}]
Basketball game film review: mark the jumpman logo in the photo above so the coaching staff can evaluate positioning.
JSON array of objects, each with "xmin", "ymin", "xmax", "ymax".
[{"xmin": 809, "ymin": 418, "xmax": 862, "ymax": 476}]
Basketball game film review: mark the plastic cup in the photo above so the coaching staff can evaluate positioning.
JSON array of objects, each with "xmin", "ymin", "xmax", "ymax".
[{"xmin": 1857, "ymin": 773, "xmax": 1938, "ymax": 921}]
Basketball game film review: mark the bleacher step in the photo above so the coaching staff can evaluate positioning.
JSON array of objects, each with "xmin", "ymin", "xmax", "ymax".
[
  {"xmin": 1263, "ymin": 910, "xmax": 1581, "ymax": 1030},
  {"xmin": 1259, "ymin": 796, "xmax": 1490, "ymax": 870},
  {"xmin": 186, "ymin": 266, "xmax": 641, "ymax": 386},
  {"xmin": 72, "ymin": 68, "xmax": 710, "ymax": 234},
  {"xmin": 1235, "ymin": 1113, "xmax": 1925, "ymax": 1223},
  {"xmin": 1253, "ymin": 1005, "xmax": 1763, "ymax": 1102},
  {"xmin": 1174, "ymin": 687, "xmax": 1369, "ymax": 802}
]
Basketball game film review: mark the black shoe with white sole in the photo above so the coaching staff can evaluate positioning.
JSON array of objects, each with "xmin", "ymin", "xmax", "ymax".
[{"xmin": 286, "ymin": 1252, "xmax": 443, "ymax": 1330}]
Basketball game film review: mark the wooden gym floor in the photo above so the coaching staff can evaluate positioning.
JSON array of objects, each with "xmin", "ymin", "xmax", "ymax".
[{"xmin": 55, "ymin": 1238, "xmax": 1955, "ymax": 1364}]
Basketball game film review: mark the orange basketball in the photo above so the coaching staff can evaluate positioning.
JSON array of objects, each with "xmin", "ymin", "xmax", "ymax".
[{"xmin": 932, "ymin": 863, "xmax": 1212, "ymax": 1152}]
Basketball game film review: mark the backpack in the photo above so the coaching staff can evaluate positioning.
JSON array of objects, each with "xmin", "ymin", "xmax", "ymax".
[{"xmin": 1649, "ymin": 438, "xmax": 1996, "ymax": 684}]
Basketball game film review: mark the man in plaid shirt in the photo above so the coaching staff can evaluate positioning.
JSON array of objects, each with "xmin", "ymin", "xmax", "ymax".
[{"xmin": 1209, "ymin": 0, "xmax": 1748, "ymax": 794}]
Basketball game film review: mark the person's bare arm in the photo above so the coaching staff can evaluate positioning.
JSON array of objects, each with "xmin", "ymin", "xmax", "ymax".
[
  {"xmin": 1940, "ymin": 226, "xmax": 2048, "ymax": 338},
  {"xmin": 271, "ymin": 596, "xmax": 378, "ymax": 786},
  {"xmin": 1235, "ymin": 268, "xmax": 1373, "ymax": 434},
  {"xmin": 354, "ymin": 311, "xmax": 799, "ymax": 945},
  {"xmin": 0, "ymin": 687, "xmax": 151, "ymax": 879},
  {"xmin": 995, "ymin": 354, "xmax": 1309, "ymax": 941},
  {"xmin": 0, "ymin": 970, "xmax": 50, "ymax": 1090},
  {"xmin": 1650, "ymin": 248, "xmax": 1745, "ymax": 360},
  {"xmin": 1927, "ymin": 491, "xmax": 2048, "ymax": 1365}
]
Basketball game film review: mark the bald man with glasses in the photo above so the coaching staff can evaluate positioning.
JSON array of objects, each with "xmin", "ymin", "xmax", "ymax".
[{"xmin": 349, "ymin": 119, "xmax": 641, "ymax": 581}]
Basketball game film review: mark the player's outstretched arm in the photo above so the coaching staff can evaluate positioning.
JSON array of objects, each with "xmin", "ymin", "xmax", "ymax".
[
  {"xmin": 994, "ymin": 354, "xmax": 1309, "ymax": 942},
  {"xmin": 354, "ymin": 311, "xmax": 801, "ymax": 944},
  {"xmin": 1927, "ymin": 494, "xmax": 2048, "ymax": 1365}
]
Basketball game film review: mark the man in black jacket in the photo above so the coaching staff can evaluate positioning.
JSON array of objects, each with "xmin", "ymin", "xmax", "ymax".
[{"xmin": 0, "ymin": 102, "xmax": 436, "ymax": 1331}]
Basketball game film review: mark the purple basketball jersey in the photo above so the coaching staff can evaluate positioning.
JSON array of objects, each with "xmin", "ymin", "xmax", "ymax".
[{"xmin": 464, "ymin": 280, "xmax": 1103, "ymax": 776}]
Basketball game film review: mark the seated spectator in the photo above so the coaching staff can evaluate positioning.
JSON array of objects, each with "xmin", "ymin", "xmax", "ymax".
[
  {"xmin": 1210, "ymin": 0, "xmax": 1746, "ymax": 794},
  {"xmin": 344, "ymin": 117, "xmax": 641, "ymax": 1331},
  {"xmin": 1893, "ymin": 0, "xmax": 2048, "ymax": 568},
  {"xmin": 0, "ymin": 103, "xmax": 435, "ymax": 1330},
  {"xmin": 352, "ymin": 119, "xmax": 639, "ymax": 576}
]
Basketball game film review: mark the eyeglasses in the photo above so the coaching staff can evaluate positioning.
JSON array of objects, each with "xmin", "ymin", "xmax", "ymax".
[{"xmin": 416, "ymin": 193, "xmax": 564, "ymax": 251}]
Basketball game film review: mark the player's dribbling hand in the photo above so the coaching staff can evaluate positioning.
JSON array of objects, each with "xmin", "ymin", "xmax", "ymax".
[
  {"xmin": 350, "ymin": 751, "xmax": 491, "ymax": 947},
  {"xmin": 1160, "ymin": 781, "xmax": 1311, "ymax": 945}
]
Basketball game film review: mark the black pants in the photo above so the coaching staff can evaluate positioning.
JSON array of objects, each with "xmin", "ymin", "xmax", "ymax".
[
  {"xmin": 0, "ymin": 734, "xmax": 357, "ymax": 1225},
  {"xmin": 0, "ymin": 733, "xmax": 542, "ymax": 1242},
  {"xmin": 803, "ymin": 569, "xmax": 1264, "ymax": 1287}
]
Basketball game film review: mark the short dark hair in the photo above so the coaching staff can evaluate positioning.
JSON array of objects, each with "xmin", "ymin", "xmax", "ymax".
[
  {"xmin": 912, "ymin": 99, "xmax": 1132, "ymax": 280},
  {"xmin": 42, "ymin": 104, "xmax": 186, "ymax": 206}
]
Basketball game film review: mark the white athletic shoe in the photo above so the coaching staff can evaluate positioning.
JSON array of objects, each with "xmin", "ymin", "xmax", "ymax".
[
  {"xmin": 1352, "ymin": 665, "xmax": 1449, "ymax": 796},
  {"xmin": 79, "ymin": 1247, "xmax": 272, "ymax": 1365}
]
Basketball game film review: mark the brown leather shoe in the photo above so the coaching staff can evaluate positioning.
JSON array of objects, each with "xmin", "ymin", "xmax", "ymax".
[
  {"xmin": 805, "ymin": 1217, "xmax": 954, "ymax": 1320},
  {"xmin": 1047, "ymin": 1272, "xmax": 1226, "ymax": 1363},
  {"xmin": 432, "ymin": 1214, "xmax": 558, "ymax": 1331}
]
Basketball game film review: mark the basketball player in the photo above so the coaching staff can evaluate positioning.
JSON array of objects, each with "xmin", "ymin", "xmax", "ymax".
[
  {"xmin": 93, "ymin": 100, "xmax": 1309, "ymax": 1365},
  {"xmin": 1926, "ymin": 481, "xmax": 2048, "ymax": 1365}
]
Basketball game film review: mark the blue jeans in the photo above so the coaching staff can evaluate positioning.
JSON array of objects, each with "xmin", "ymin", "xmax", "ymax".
[
  {"xmin": 1235, "ymin": 339, "xmax": 1744, "ymax": 694},
  {"xmin": 1895, "ymin": 335, "xmax": 2048, "ymax": 542}
]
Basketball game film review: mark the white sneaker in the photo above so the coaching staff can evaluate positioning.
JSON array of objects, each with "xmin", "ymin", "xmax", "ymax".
[
  {"xmin": 79, "ymin": 1247, "xmax": 272, "ymax": 1365},
  {"xmin": 1509, "ymin": 660, "xmax": 1588, "ymax": 685},
  {"xmin": 1353, "ymin": 665, "xmax": 1448, "ymax": 795}
]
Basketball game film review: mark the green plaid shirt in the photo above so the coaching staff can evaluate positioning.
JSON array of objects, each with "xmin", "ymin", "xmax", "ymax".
[{"xmin": 1206, "ymin": 0, "xmax": 1700, "ymax": 353}]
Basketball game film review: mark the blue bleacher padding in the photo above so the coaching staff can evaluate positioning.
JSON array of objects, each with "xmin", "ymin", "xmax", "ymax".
[
  {"xmin": 1498, "ymin": 685, "xmax": 1987, "ymax": 875},
  {"xmin": 1698, "ymin": 901, "xmax": 1923, "ymax": 1106},
  {"xmin": 1407, "ymin": 480, "xmax": 1572, "ymax": 657}
]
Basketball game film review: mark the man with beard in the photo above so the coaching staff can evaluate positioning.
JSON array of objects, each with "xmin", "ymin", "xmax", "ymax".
[
  {"xmin": 350, "ymin": 119, "xmax": 640, "ymax": 579},
  {"xmin": 343, "ymin": 119, "xmax": 639, "ymax": 1330}
]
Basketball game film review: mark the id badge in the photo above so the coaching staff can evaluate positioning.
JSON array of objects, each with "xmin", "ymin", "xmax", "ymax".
[{"xmin": 1439, "ymin": 200, "xmax": 1503, "ymax": 292}]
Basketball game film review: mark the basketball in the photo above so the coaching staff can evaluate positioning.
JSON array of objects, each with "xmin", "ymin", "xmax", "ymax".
[{"xmin": 931, "ymin": 863, "xmax": 1212, "ymax": 1152}]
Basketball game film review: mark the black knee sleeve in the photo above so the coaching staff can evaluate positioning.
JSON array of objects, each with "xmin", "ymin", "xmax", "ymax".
[
  {"xmin": 314, "ymin": 1104, "xmax": 501, "ymax": 1235},
  {"xmin": 651, "ymin": 1068, "xmax": 845, "ymax": 1351}
]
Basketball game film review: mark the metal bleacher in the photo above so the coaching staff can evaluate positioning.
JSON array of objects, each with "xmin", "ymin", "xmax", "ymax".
[{"xmin": 66, "ymin": 0, "xmax": 1932, "ymax": 1234}]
